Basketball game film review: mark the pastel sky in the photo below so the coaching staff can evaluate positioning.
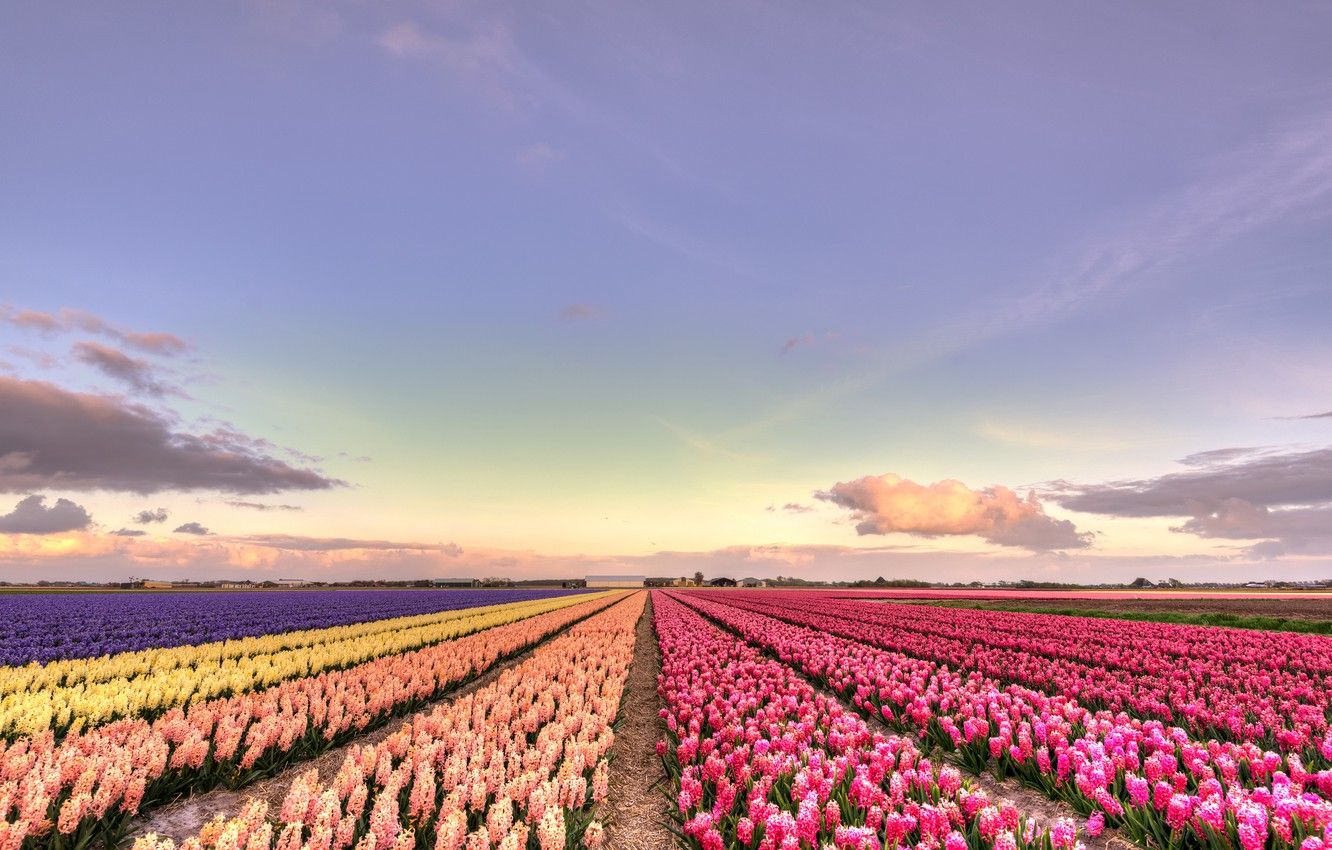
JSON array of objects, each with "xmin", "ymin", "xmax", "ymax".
[{"xmin": 2, "ymin": 2, "xmax": 1331, "ymax": 584}]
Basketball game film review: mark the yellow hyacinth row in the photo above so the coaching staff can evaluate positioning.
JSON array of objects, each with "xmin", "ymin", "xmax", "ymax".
[{"xmin": 0, "ymin": 591, "xmax": 613, "ymax": 739}]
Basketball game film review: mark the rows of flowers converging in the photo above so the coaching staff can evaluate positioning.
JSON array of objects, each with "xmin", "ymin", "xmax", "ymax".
[
  {"xmin": 727, "ymin": 591, "xmax": 1332, "ymax": 755},
  {"xmin": 0, "ymin": 590, "xmax": 590, "ymax": 667},
  {"xmin": 0, "ymin": 592, "xmax": 626, "ymax": 850},
  {"xmin": 671, "ymin": 592, "xmax": 1332, "ymax": 850},
  {"xmin": 0, "ymin": 592, "xmax": 612, "ymax": 740},
  {"xmin": 653, "ymin": 591, "xmax": 1087, "ymax": 850},
  {"xmin": 132, "ymin": 591, "xmax": 645, "ymax": 850}
]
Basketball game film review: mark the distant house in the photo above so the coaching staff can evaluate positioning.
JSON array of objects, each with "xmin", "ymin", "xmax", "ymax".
[
  {"xmin": 586, "ymin": 575, "xmax": 646, "ymax": 588},
  {"xmin": 708, "ymin": 577, "xmax": 737, "ymax": 587},
  {"xmin": 739, "ymin": 577, "xmax": 765, "ymax": 588}
]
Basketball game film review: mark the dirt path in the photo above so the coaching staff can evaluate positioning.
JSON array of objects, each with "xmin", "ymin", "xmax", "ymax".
[
  {"xmin": 602, "ymin": 592, "xmax": 675, "ymax": 850},
  {"xmin": 118, "ymin": 603, "xmax": 614, "ymax": 847}
]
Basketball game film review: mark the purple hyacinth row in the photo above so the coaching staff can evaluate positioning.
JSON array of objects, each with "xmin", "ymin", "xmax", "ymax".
[{"xmin": 0, "ymin": 588, "xmax": 589, "ymax": 665}]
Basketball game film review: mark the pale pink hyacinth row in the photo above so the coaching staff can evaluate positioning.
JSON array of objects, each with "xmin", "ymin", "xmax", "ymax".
[
  {"xmin": 132, "ymin": 592, "xmax": 644, "ymax": 850},
  {"xmin": 672, "ymin": 591, "xmax": 1332, "ymax": 850},
  {"xmin": 0, "ymin": 593, "xmax": 625, "ymax": 850}
]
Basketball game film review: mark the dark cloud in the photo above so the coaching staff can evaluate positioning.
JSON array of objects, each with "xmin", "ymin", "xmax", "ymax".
[
  {"xmin": 1, "ymin": 306, "xmax": 189, "ymax": 356},
  {"xmin": 558, "ymin": 304, "xmax": 602, "ymax": 321},
  {"xmin": 780, "ymin": 335, "xmax": 814, "ymax": 355},
  {"xmin": 72, "ymin": 341, "xmax": 180, "ymax": 397},
  {"xmin": 135, "ymin": 507, "xmax": 170, "ymax": 524},
  {"xmin": 0, "ymin": 494, "xmax": 92, "ymax": 534},
  {"xmin": 224, "ymin": 501, "xmax": 304, "ymax": 512},
  {"xmin": 239, "ymin": 534, "xmax": 463, "ymax": 554},
  {"xmin": 0, "ymin": 377, "xmax": 346, "ymax": 494},
  {"xmin": 817, "ymin": 473, "xmax": 1092, "ymax": 551},
  {"xmin": 174, "ymin": 522, "xmax": 211, "ymax": 535},
  {"xmin": 1052, "ymin": 447, "xmax": 1332, "ymax": 517},
  {"xmin": 111, "ymin": 528, "xmax": 147, "ymax": 537},
  {"xmin": 766, "ymin": 502, "xmax": 814, "ymax": 513},
  {"xmin": 1052, "ymin": 445, "xmax": 1332, "ymax": 557},
  {"xmin": 1279, "ymin": 410, "xmax": 1332, "ymax": 420}
]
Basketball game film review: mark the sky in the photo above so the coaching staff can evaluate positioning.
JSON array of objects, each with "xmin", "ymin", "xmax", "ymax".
[{"xmin": 2, "ymin": 1, "xmax": 1331, "ymax": 584}]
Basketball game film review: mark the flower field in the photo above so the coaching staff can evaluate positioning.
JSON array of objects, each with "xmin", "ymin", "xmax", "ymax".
[
  {"xmin": 0, "ymin": 592, "xmax": 611, "ymax": 739},
  {"xmin": 662, "ymin": 590, "xmax": 1332, "ymax": 850},
  {"xmin": 0, "ymin": 590, "xmax": 623, "ymax": 850},
  {"xmin": 0, "ymin": 590, "xmax": 590, "ymax": 666},
  {"xmin": 3, "ymin": 586, "xmax": 1330, "ymax": 850},
  {"xmin": 134, "ymin": 591, "xmax": 645, "ymax": 850}
]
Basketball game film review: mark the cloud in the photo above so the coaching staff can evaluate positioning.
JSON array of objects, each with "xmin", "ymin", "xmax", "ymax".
[
  {"xmin": 767, "ymin": 502, "xmax": 814, "ymax": 513},
  {"xmin": 558, "ymin": 303, "xmax": 603, "ymax": 321},
  {"xmin": 1051, "ymin": 445, "xmax": 1332, "ymax": 557},
  {"xmin": 780, "ymin": 335, "xmax": 815, "ymax": 355},
  {"xmin": 1276, "ymin": 410, "xmax": 1332, "ymax": 420},
  {"xmin": 817, "ymin": 473, "xmax": 1092, "ymax": 551},
  {"xmin": 72, "ymin": 342, "xmax": 180, "ymax": 397},
  {"xmin": 0, "ymin": 529, "xmax": 1319, "ymax": 587},
  {"xmin": 0, "ymin": 495, "xmax": 93, "ymax": 534},
  {"xmin": 237, "ymin": 534, "xmax": 463, "ymax": 554},
  {"xmin": 1, "ymin": 306, "xmax": 189, "ymax": 356},
  {"xmin": 224, "ymin": 501, "xmax": 304, "ymax": 512},
  {"xmin": 0, "ymin": 377, "xmax": 346, "ymax": 494},
  {"xmin": 1052, "ymin": 447, "xmax": 1332, "ymax": 517},
  {"xmin": 174, "ymin": 522, "xmax": 211, "ymax": 535},
  {"xmin": 135, "ymin": 507, "xmax": 170, "ymax": 524},
  {"xmin": 517, "ymin": 143, "xmax": 563, "ymax": 168},
  {"xmin": 1173, "ymin": 499, "xmax": 1332, "ymax": 540},
  {"xmin": 111, "ymin": 528, "xmax": 147, "ymax": 537}
]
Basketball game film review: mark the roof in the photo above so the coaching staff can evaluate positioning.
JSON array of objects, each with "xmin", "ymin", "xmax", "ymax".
[{"xmin": 585, "ymin": 575, "xmax": 646, "ymax": 581}]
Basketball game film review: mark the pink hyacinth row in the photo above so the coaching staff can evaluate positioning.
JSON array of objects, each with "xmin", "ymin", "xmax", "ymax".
[
  {"xmin": 670, "ymin": 591, "xmax": 1332, "ymax": 850},
  {"xmin": 653, "ymin": 592, "xmax": 1086, "ymax": 850},
  {"xmin": 133, "ymin": 592, "xmax": 644, "ymax": 850},
  {"xmin": 726, "ymin": 592, "xmax": 1332, "ymax": 754},
  {"xmin": 0, "ymin": 593, "xmax": 625, "ymax": 850}
]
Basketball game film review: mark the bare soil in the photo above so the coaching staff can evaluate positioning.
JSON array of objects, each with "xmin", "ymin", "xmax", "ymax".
[
  {"xmin": 950, "ymin": 597, "xmax": 1332, "ymax": 621},
  {"xmin": 602, "ymin": 593, "xmax": 675, "ymax": 850}
]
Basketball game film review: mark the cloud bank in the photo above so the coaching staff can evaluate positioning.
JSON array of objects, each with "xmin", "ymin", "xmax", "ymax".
[
  {"xmin": 1, "ymin": 306, "xmax": 189, "ymax": 356},
  {"xmin": 817, "ymin": 474, "xmax": 1092, "ymax": 551},
  {"xmin": 0, "ymin": 495, "xmax": 92, "ymax": 534},
  {"xmin": 0, "ymin": 378, "xmax": 345, "ymax": 495},
  {"xmin": 237, "ymin": 534, "xmax": 463, "ymax": 554},
  {"xmin": 1051, "ymin": 446, "xmax": 1332, "ymax": 556}
]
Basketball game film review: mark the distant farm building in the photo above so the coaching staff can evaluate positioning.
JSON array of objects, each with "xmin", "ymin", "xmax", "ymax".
[
  {"xmin": 431, "ymin": 578, "xmax": 479, "ymax": 588},
  {"xmin": 586, "ymin": 575, "xmax": 646, "ymax": 588},
  {"xmin": 276, "ymin": 578, "xmax": 311, "ymax": 587},
  {"xmin": 141, "ymin": 580, "xmax": 174, "ymax": 589},
  {"xmin": 739, "ymin": 577, "xmax": 765, "ymax": 588},
  {"xmin": 708, "ymin": 577, "xmax": 737, "ymax": 587}
]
